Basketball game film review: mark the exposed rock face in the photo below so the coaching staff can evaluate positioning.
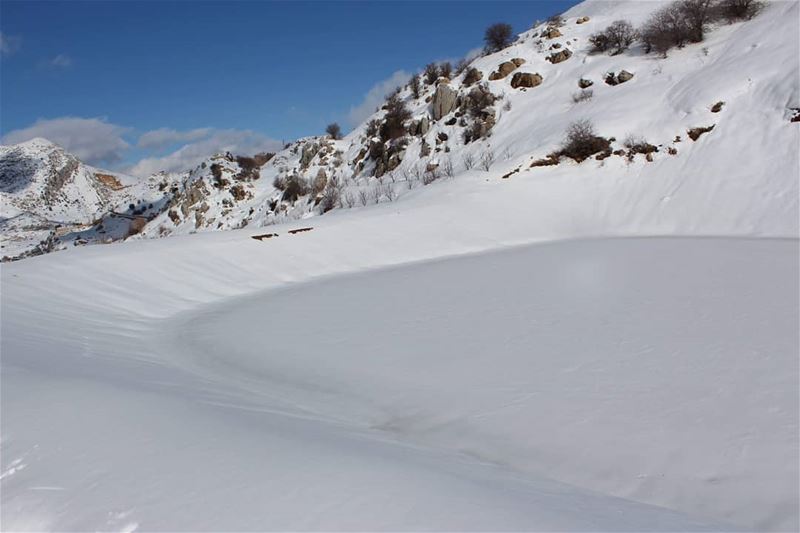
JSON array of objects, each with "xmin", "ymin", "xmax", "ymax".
[
  {"xmin": 300, "ymin": 142, "xmax": 320, "ymax": 168},
  {"xmin": 578, "ymin": 78, "xmax": 594, "ymax": 89},
  {"xmin": 510, "ymin": 72, "xmax": 543, "ymax": 89},
  {"xmin": 431, "ymin": 82, "xmax": 457, "ymax": 120},
  {"xmin": 488, "ymin": 59, "xmax": 526, "ymax": 81},
  {"xmin": 547, "ymin": 49, "xmax": 573, "ymax": 64}
]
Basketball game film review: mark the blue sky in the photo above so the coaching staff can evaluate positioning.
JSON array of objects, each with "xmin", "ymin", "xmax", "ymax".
[{"xmin": 1, "ymin": 0, "xmax": 576, "ymax": 175}]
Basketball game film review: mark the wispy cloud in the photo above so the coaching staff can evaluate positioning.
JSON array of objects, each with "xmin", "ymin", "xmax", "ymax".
[
  {"xmin": 127, "ymin": 128, "xmax": 283, "ymax": 177},
  {"xmin": 48, "ymin": 53, "xmax": 73, "ymax": 68},
  {"xmin": 137, "ymin": 127, "xmax": 213, "ymax": 150},
  {"xmin": 0, "ymin": 32, "xmax": 22, "ymax": 57},
  {"xmin": 347, "ymin": 70, "xmax": 411, "ymax": 128},
  {"xmin": 1, "ymin": 117, "xmax": 130, "ymax": 166}
]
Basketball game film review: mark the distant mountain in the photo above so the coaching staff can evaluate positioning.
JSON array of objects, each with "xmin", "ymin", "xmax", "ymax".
[{"xmin": 2, "ymin": 0, "xmax": 797, "ymax": 261}]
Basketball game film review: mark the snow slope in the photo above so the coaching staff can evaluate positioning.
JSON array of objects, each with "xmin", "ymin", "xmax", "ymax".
[{"xmin": 1, "ymin": 0, "xmax": 798, "ymax": 530}]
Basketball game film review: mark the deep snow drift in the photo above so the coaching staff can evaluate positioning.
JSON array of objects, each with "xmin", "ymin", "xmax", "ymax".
[{"xmin": 2, "ymin": 231, "xmax": 797, "ymax": 531}]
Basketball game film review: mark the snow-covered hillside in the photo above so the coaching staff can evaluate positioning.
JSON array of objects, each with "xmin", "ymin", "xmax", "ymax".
[
  {"xmin": 1, "ymin": 0, "xmax": 797, "ymax": 259},
  {"xmin": 1, "ymin": 0, "xmax": 798, "ymax": 531}
]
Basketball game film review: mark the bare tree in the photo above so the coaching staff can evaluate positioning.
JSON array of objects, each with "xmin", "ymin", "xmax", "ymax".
[
  {"xmin": 484, "ymin": 23, "xmax": 514, "ymax": 53},
  {"xmin": 358, "ymin": 189, "xmax": 369, "ymax": 207},
  {"xmin": 424, "ymin": 63, "xmax": 440, "ymax": 85},
  {"xmin": 325, "ymin": 122, "xmax": 342, "ymax": 140}
]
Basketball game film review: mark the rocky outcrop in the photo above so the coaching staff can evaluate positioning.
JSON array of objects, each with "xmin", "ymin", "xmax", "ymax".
[
  {"xmin": 510, "ymin": 72, "xmax": 543, "ymax": 89},
  {"xmin": 488, "ymin": 58, "xmax": 526, "ymax": 81},
  {"xmin": 546, "ymin": 49, "xmax": 573, "ymax": 64},
  {"xmin": 542, "ymin": 27, "xmax": 562, "ymax": 39},
  {"xmin": 300, "ymin": 142, "xmax": 320, "ymax": 168},
  {"xmin": 578, "ymin": 78, "xmax": 594, "ymax": 89},
  {"xmin": 576, "ymin": 16, "xmax": 590, "ymax": 24},
  {"xmin": 431, "ymin": 82, "xmax": 458, "ymax": 120},
  {"xmin": 606, "ymin": 70, "xmax": 635, "ymax": 85}
]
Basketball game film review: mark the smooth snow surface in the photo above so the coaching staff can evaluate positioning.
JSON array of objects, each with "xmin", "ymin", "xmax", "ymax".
[{"xmin": 2, "ymin": 235, "xmax": 797, "ymax": 531}]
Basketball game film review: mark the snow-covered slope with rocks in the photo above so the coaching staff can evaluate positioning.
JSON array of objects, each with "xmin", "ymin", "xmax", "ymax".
[{"xmin": 1, "ymin": 0, "xmax": 797, "ymax": 260}]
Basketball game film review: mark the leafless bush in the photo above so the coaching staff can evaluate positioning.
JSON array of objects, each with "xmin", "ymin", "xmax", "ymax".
[
  {"xmin": 640, "ymin": 0, "xmax": 716, "ymax": 56},
  {"xmin": 502, "ymin": 147, "xmax": 513, "ymax": 160},
  {"xmin": 442, "ymin": 157, "xmax": 455, "ymax": 178},
  {"xmin": 358, "ymin": 189, "xmax": 369, "ymax": 207},
  {"xmin": 718, "ymin": 0, "xmax": 763, "ymax": 20},
  {"xmin": 503, "ymin": 99, "xmax": 512, "ymax": 111},
  {"xmin": 572, "ymin": 89, "xmax": 594, "ymax": 103},
  {"xmin": 424, "ymin": 62, "xmax": 440, "ymax": 85},
  {"xmin": 480, "ymin": 150, "xmax": 495, "ymax": 171},
  {"xmin": 410, "ymin": 74, "xmax": 421, "ymax": 98},
  {"xmin": 370, "ymin": 185, "xmax": 383, "ymax": 204},
  {"xmin": 558, "ymin": 119, "xmax": 611, "ymax": 162},
  {"xmin": 382, "ymin": 184, "xmax": 397, "ymax": 202},
  {"xmin": 439, "ymin": 61, "xmax": 452, "ymax": 79},
  {"xmin": 462, "ymin": 153, "xmax": 475, "ymax": 170},
  {"xmin": 422, "ymin": 164, "xmax": 440, "ymax": 185},
  {"xmin": 319, "ymin": 184, "xmax": 340, "ymax": 213},
  {"xmin": 343, "ymin": 191, "xmax": 356, "ymax": 208},
  {"xmin": 411, "ymin": 163, "xmax": 423, "ymax": 180}
]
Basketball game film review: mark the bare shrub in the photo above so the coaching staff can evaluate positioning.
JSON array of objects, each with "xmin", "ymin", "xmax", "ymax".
[
  {"xmin": 319, "ymin": 184, "xmax": 340, "ymax": 213},
  {"xmin": 272, "ymin": 175, "xmax": 287, "ymax": 190},
  {"xmin": 370, "ymin": 185, "xmax": 382, "ymax": 204},
  {"xmin": 719, "ymin": 0, "xmax": 763, "ymax": 20},
  {"xmin": 454, "ymin": 58, "xmax": 469, "ymax": 76},
  {"xmin": 442, "ymin": 157, "xmax": 455, "ymax": 177},
  {"xmin": 588, "ymin": 32, "xmax": 611, "ymax": 53},
  {"xmin": 325, "ymin": 122, "xmax": 342, "ymax": 140},
  {"xmin": 484, "ymin": 23, "xmax": 514, "ymax": 53},
  {"xmin": 382, "ymin": 184, "xmax": 397, "ymax": 202},
  {"xmin": 410, "ymin": 74, "xmax": 421, "ymax": 98},
  {"xmin": 558, "ymin": 119, "xmax": 611, "ymax": 162},
  {"xmin": 480, "ymin": 150, "xmax": 495, "ymax": 171},
  {"xmin": 358, "ymin": 189, "xmax": 369, "ymax": 206},
  {"xmin": 380, "ymin": 94, "xmax": 412, "ymax": 141},
  {"xmin": 605, "ymin": 20, "xmax": 638, "ymax": 54},
  {"xmin": 439, "ymin": 61, "xmax": 452, "ymax": 79},
  {"xmin": 572, "ymin": 89, "xmax": 594, "ymax": 103},
  {"xmin": 424, "ymin": 62, "xmax": 440, "ymax": 85},
  {"xmin": 365, "ymin": 119, "xmax": 380, "ymax": 138},
  {"xmin": 462, "ymin": 153, "xmax": 475, "ymax": 170},
  {"xmin": 343, "ymin": 191, "xmax": 356, "ymax": 208}
]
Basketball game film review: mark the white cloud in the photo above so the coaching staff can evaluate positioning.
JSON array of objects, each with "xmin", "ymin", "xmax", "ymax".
[
  {"xmin": 347, "ymin": 70, "xmax": 411, "ymax": 127},
  {"xmin": 0, "ymin": 32, "xmax": 21, "ymax": 57},
  {"xmin": 127, "ymin": 129, "xmax": 283, "ymax": 177},
  {"xmin": 48, "ymin": 54, "xmax": 73, "ymax": 68},
  {"xmin": 137, "ymin": 127, "xmax": 213, "ymax": 150},
  {"xmin": 1, "ymin": 117, "xmax": 130, "ymax": 166}
]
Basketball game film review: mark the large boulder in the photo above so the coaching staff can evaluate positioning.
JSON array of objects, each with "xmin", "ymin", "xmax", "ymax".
[
  {"xmin": 542, "ymin": 27, "xmax": 562, "ymax": 39},
  {"xmin": 617, "ymin": 70, "xmax": 635, "ymax": 83},
  {"xmin": 431, "ymin": 82, "xmax": 457, "ymax": 120},
  {"xmin": 578, "ymin": 78, "xmax": 594, "ymax": 89},
  {"xmin": 488, "ymin": 58, "xmax": 526, "ymax": 81},
  {"xmin": 510, "ymin": 72, "xmax": 543, "ymax": 89},
  {"xmin": 576, "ymin": 16, "xmax": 590, "ymax": 24},
  {"xmin": 546, "ymin": 49, "xmax": 573, "ymax": 64}
]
